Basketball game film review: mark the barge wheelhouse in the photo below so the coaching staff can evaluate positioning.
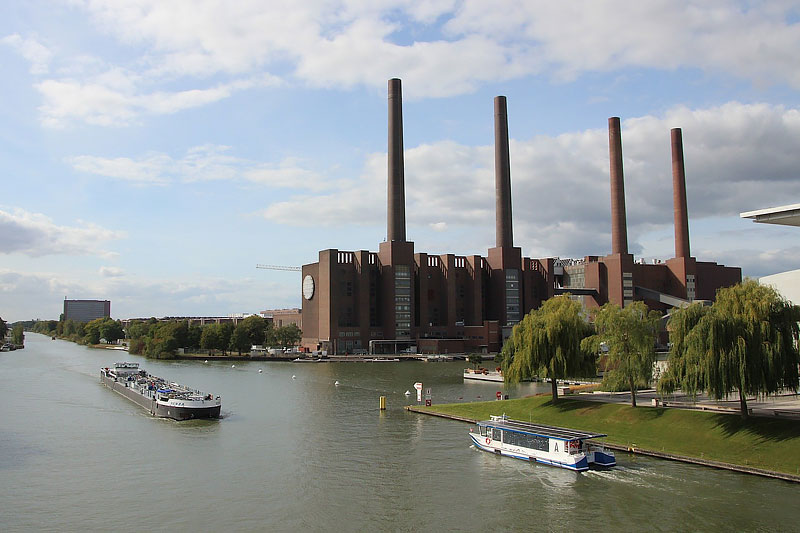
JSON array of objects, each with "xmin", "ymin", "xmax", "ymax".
[{"xmin": 470, "ymin": 415, "xmax": 615, "ymax": 472}]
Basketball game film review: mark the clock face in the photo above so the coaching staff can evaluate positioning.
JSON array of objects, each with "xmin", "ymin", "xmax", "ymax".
[{"xmin": 302, "ymin": 275, "xmax": 315, "ymax": 300}]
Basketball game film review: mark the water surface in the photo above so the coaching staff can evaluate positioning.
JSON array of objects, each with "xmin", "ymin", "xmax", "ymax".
[{"xmin": 1, "ymin": 334, "xmax": 796, "ymax": 532}]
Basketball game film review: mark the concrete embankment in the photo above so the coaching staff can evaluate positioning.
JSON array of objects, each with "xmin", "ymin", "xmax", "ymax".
[{"xmin": 405, "ymin": 405, "xmax": 800, "ymax": 484}]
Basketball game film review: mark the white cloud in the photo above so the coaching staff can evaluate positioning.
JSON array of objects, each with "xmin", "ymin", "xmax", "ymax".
[
  {"xmin": 21, "ymin": 2, "xmax": 800, "ymax": 126},
  {"xmin": 99, "ymin": 266, "xmax": 124, "ymax": 277},
  {"xmin": 68, "ymin": 145, "xmax": 335, "ymax": 189},
  {"xmin": 2, "ymin": 33, "xmax": 52, "ymax": 74},
  {"xmin": 36, "ymin": 75, "xmax": 279, "ymax": 128},
  {"xmin": 260, "ymin": 102, "xmax": 800, "ymax": 259},
  {"xmin": 0, "ymin": 268, "xmax": 295, "ymax": 322},
  {"xmin": 0, "ymin": 207, "xmax": 124, "ymax": 258}
]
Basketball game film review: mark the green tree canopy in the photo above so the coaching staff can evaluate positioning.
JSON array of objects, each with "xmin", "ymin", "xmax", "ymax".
[
  {"xmin": 240, "ymin": 315, "xmax": 269, "ymax": 347},
  {"xmin": 83, "ymin": 318, "xmax": 104, "ymax": 344},
  {"xmin": 229, "ymin": 323, "xmax": 251, "ymax": 355},
  {"xmin": 0, "ymin": 317, "xmax": 8, "ymax": 339},
  {"xmin": 273, "ymin": 323, "xmax": 302, "ymax": 349},
  {"xmin": 11, "ymin": 324, "xmax": 24, "ymax": 345},
  {"xmin": 501, "ymin": 295, "xmax": 595, "ymax": 402},
  {"xmin": 145, "ymin": 321, "xmax": 184, "ymax": 358},
  {"xmin": 585, "ymin": 301, "xmax": 660, "ymax": 407},
  {"xmin": 660, "ymin": 280, "xmax": 800, "ymax": 418},
  {"xmin": 218, "ymin": 322, "xmax": 234, "ymax": 355},
  {"xmin": 125, "ymin": 320, "xmax": 151, "ymax": 340},
  {"xmin": 99, "ymin": 319, "xmax": 125, "ymax": 343},
  {"xmin": 201, "ymin": 324, "xmax": 221, "ymax": 355}
]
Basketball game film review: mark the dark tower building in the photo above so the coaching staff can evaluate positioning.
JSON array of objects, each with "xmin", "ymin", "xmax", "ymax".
[{"xmin": 300, "ymin": 81, "xmax": 740, "ymax": 355}]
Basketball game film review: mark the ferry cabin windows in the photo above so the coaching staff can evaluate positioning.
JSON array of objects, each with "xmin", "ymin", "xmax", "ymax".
[{"xmin": 485, "ymin": 427, "xmax": 549, "ymax": 452}]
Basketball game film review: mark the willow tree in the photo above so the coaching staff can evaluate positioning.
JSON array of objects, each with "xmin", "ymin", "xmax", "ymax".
[
  {"xmin": 502, "ymin": 295, "xmax": 595, "ymax": 402},
  {"xmin": 585, "ymin": 301, "xmax": 660, "ymax": 407},
  {"xmin": 660, "ymin": 280, "xmax": 800, "ymax": 418}
]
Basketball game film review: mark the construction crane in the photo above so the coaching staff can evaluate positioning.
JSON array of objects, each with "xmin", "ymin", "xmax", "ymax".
[{"xmin": 256, "ymin": 264, "xmax": 301, "ymax": 272}]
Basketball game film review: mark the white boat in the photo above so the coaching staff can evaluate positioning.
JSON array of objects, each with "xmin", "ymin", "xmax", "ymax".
[
  {"xmin": 469, "ymin": 415, "xmax": 615, "ymax": 472},
  {"xmin": 463, "ymin": 368, "xmax": 505, "ymax": 382}
]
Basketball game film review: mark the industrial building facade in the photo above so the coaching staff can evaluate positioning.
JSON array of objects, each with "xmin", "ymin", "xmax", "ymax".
[
  {"xmin": 63, "ymin": 299, "xmax": 111, "ymax": 323},
  {"xmin": 300, "ymin": 79, "xmax": 740, "ymax": 355}
]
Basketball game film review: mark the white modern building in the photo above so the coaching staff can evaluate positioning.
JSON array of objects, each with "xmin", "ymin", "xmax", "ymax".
[{"xmin": 741, "ymin": 203, "xmax": 800, "ymax": 304}]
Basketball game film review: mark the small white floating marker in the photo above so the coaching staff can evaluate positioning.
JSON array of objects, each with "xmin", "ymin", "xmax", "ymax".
[
  {"xmin": 258, "ymin": 369, "xmax": 263, "ymax": 373},
  {"xmin": 334, "ymin": 380, "xmax": 340, "ymax": 386},
  {"xmin": 204, "ymin": 360, "xmax": 208, "ymax": 363},
  {"xmin": 231, "ymin": 364, "xmax": 235, "ymax": 368},
  {"xmin": 292, "ymin": 375, "xmax": 296, "ymax": 379},
  {"xmin": 404, "ymin": 390, "xmax": 411, "ymax": 396}
]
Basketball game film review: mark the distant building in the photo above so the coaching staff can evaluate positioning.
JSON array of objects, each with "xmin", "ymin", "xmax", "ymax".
[
  {"xmin": 301, "ymin": 79, "xmax": 741, "ymax": 355},
  {"xmin": 260, "ymin": 308, "xmax": 302, "ymax": 328},
  {"xmin": 741, "ymin": 203, "xmax": 800, "ymax": 303},
  {"xmin": 63, "ymin": 299, "xmax": 111, "ymax": 323}
]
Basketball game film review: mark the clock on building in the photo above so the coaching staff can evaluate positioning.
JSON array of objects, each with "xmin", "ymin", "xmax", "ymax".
[{"xmin": 302, "ymin": 275, "xmax": 315, "ymax": 300}]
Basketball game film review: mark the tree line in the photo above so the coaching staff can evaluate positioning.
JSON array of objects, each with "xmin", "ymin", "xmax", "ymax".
[
  {"xmin": 501, "ymin": 280, "xmax": 799, "ymax": 418},
  {"xmin": 125, "ymin": 315, "xmax": 301, "ymax": 359},
  {"xmin": 26, "ymin": 314, "xmax": 303, "ymax": 359},
  {"xmin": 30, "ymin": 317, "xmax": 125, "ymax": 345}
]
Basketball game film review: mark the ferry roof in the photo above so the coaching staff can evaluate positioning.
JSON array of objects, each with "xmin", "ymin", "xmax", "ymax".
[{"xmin": 479, "ymin": 418, "xmax": 608, "ymax": 441}]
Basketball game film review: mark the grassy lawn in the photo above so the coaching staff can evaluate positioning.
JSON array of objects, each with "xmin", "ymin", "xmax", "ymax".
[{"xmin": 416, "ymin": 396, "xmax": 800, "ymax": 475}]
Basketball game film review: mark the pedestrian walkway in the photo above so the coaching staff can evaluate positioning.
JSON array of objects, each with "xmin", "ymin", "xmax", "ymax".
[{"xmin": 578, "ymin": 389, "xmax": 800, "ymax": 418}]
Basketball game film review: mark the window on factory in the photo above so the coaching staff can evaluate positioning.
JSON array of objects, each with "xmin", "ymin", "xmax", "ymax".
[
  {"xmin": 395, "ymin": 265, "xmax": 411, "ymax": 338},
  {"xmin": 505, "ymin": 269, "xmax": 521, "ymax": 325}
]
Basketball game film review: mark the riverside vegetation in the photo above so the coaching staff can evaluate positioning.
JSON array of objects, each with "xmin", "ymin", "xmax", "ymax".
[
  {"xmin": 500, "ymin": 282, "xmax": 800, "ymax": 418},
  {"xmin": 25, "ymin": 315, "xmax": 302, "ymax": 359}
]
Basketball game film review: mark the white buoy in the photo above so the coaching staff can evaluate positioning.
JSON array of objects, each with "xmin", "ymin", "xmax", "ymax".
[
  {"xmin": 231, "ymin": 364, "xmax": 235, "ymax": 368},
  {"xmin": 204, "ymin": 360, "xmax": 208, "ymax": 363},
  {"xmin": 334, "ymin": 380, "xmax": 340, "ymax": 386},
  {"xmin": 258, "ymin": 369, "xmax": 263, "ymax": 373},
  {"xmin": 404, "ymin": 390, "xmax": 411, "ymax": 396},
  {"xmin": 292, "ymin": 375, "xmax": 296, "ymax": 379}
]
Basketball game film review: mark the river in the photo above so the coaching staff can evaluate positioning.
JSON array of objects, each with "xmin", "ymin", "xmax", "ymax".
[{"xmin": 1, "ymin": 333, "xmax": 797, "ymax": 532}]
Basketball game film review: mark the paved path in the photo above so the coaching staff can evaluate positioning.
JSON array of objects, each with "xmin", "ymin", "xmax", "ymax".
[{"xmin": 576, "ymin": 388, "xmax": 800, "ymax": 418}]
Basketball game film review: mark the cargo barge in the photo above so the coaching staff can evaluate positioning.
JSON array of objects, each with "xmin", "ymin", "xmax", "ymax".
[{"xmin": 100, "ymin": 362, "xmax": 221, "ymax": 421}]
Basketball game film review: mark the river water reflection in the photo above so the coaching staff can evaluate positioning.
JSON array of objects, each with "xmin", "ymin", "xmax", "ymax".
[{"xmin": 1, "ymin": 334, "xmax": 797, "ymax": 532}]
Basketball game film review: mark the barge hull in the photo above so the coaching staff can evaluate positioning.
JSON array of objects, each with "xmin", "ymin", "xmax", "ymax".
[
  {"xmin": 153, "ymin": 403, "xmax": 221, "ymax": 420},
  {"xmin": 101, "ymin": 372, "xmax": 156, "ymax": 413}
]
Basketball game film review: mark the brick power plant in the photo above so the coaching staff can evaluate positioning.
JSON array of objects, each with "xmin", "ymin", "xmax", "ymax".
[{"xmin": 300, "ymin": 79, "xmax": 741, "ymax": 355}]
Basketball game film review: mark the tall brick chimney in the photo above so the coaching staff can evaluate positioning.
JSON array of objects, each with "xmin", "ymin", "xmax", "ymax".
[
  {"xmin": 671, "ymin": 128, "xmax": 690, "ymax": 258},
  {"xmin": 608, "ymin": 117, "xmax": 628, "ymax": 255},
  {"xmin": 387, "ymin": 78, "xmax": 406, "ymax": 242},
  {"xmin": 495, "ymin": 96, "xmax": 513, "ymax": 248}
]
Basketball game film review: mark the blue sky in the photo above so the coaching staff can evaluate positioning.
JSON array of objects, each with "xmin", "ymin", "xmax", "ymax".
[{"xmin": 2, "ymin": 1, "xmax": 800, "ymax": 322}]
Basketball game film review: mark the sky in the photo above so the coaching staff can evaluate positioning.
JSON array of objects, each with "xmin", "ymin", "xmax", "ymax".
[{"xmin": 2, "ymin": 1, "xmax": 800, "ymax": 323}]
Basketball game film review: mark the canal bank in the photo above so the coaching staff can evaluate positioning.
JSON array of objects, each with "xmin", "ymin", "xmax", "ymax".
[{"xmin": 406, "ymin": 397, "xmax": 800, "ymax": 483}]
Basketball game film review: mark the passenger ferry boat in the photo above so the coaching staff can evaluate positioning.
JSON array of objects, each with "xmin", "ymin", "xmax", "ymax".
[
  {"xmin": 100, "ymin": 362, "xmax": 221, "ymax": 421},
  {"xmin": 469, "ymin": 415, "xmax": 615, "ymax": 471}
]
